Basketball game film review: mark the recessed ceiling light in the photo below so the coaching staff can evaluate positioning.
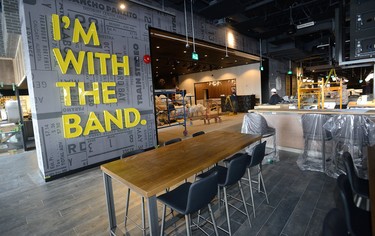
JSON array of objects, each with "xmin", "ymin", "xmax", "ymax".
[
  {"xmin": 183, "ymin": 51, "xmax": 187, "ymax": 53},
  {"xmin": 156, "ymin": 59, "xmax": 159, "ymax": 61},
  {"xmin": 173, "ymin": 67, "xmax": 175, "ymax": 70},
  {"xmin": 221, "ymin": 58, "xmax": 224, "ymax": 60},
  {"xmin": 156, "ymin": 66, "xmax": 159, "ymax": 69},
  {"xmin": 170, "ymin": 72, "xmax": 173, "ymax": 74},
  {"xmin": 194, "ymin": 63, "xmax": 197, "ymax": 65},
  {"xmin": 156, "ymin": 46, "xmax": 160, "ymax": 49},
  {"xmin": 156, "ymin": 71, "xmax": 158, "ymax": 73},
  {"xmin": 235, "ymin": 60, "xmax": 237, "ymax": 62},
  {"xmin": 204, "ymin": 54, "xmax": 208, "ymax": 57}
]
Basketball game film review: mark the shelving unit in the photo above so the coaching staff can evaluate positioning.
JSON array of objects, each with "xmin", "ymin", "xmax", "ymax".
[
  {"xmin": 297, "ymin": 69, "xmax": 342, "ymax": 109},
  {"xmin": 154, "ymin": 89, "xmax": 188, "ymax": 136}
]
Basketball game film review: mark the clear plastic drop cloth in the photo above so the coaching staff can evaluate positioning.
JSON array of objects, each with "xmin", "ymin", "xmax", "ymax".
[
  {"xmin": 241, "ymin": 113, "xmax": 279, "ymax": 164},
  {"xmin": 297, "ymin": 114, "xmax": 335, "ymax": 175},
  {"xmin": 323, "ymin": 114, "xmax": 374, "ymax": 179}
]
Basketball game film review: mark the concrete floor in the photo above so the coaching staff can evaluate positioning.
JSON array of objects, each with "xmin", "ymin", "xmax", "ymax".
[{"xmin": 0, "ymin": 113, "xmax": 336, "ymax": 235}]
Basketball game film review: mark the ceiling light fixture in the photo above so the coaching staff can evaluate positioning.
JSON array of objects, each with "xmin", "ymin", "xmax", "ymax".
[
  {"xmin": 296, "ymin": 21, "xmax": 315, "ymax": 29},
  {"xmin": 225, "ymin": 26, "xmax": 229, "ymax": 58},
  {"xmin": 259, "ymin": 38, "xmax": 263, "ymax": 71},
  {"xmin": 190, "ymin": 0, "xmax": 197, "ymax": 59},
  {"xmin": 119, "ymin": 2, "xmax": 126, "ymax": 10},
  {"xmin": 288, "ymin": 60, "xmax": 293, "ymax": 75}
]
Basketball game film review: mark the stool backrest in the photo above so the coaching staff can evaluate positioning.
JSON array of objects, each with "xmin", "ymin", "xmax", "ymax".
[
  {"xmin": 342, "ymin": 152, "xmax": 362, "ymax": 194},
  {"xmin": 301, "ymin": 114, "xmax": 332, "ymax": 140},
  {"xmin": 336, "ymin": 174, "xmax": 371, "ymax": 236},
  {"xmin": 249, "ymin": 141, "xmax": 266, "ymax": 167},
  {"xmin": 241, "ymin": 113, "xmax": 271, "ymax": 135},
  {"xmin": 324, "ymin": 115, "xmax": 365, "ymax": 146},
  {"xmin": 225, "ymin": 154, "xmax": 250, "ymax": 186},
  {"xmin": 186, "ymin": 171, "xmax": 218, "ymax": 214}
]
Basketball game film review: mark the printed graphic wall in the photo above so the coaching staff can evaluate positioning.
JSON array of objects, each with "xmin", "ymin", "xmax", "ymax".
[{"xmin": 19, "ymin": 0, "xmax": 258, "ymax": 180}]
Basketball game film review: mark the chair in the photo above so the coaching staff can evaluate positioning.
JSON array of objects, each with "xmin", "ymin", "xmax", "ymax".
[
  {"xmin": 342, "ymin": 152, "xmax": 369, "ymax": 208},
  {"xmin": 301, "ymin": 114, "xmax": 332, "ymax": 172},
  {"xmin": 157, "ymin": 172, "xmax": 219, "ymax": 236},
  {"xmin": 121, "ymin": 149, "xmax": 147, "ymax": 234},
  {"xmin": 224, "ymin": 141, "xmax": 269, "ymax": 217},
  {"xmin": 336, "ymin": 174, "xmax": 371, "ymax": 236},
  {"xmin": 197, "ymin": 154, "xmax": 251, "ymax": 235},
  {"xmin": 241, "ymin": 112, "xmax": 276, "ymax": 160},
  {"xmin": 164, "ymin": 137, "xmax": 182, "ymax": 146},
  {"xmin": 192, "ymin": 131, "xmax": 205, "ymax": 137},
  {"xmin": 324, "ymin": 115, "xmax": 368, "ymax": 174},
  {"xmin": 322, "ymin": 208, "xmax": 347, "ymax": 236}
]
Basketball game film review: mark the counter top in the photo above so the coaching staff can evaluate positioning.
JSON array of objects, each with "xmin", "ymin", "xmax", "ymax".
[{"xmin": 251, "ymin": 107, "xmax": 375, "ymax": 115}]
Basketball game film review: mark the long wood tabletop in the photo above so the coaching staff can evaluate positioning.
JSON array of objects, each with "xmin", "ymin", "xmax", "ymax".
[{"xmin": 101, "ymin": 130, "xmax": 261, "ymax": 235}]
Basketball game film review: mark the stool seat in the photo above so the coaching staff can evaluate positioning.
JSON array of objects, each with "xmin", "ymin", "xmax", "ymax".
[
  {"xmin": 157, "ymin": 172, "xmax": 219, "ymax": 236},
  {"xmin": 337, "ymin": 174, "xmax": 371, "ymax": 236},
  {"xmin": 241, "ymin": 113, "xmax": 277, "ymax": 161},
  {"xmin": 197, "ymin": 154, "xmax": 251, "ymax": 235}
]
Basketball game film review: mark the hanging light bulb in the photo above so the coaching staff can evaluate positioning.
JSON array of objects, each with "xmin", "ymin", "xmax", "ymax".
[
  {"xmin": 183, "ymin": 0, "xmax": 189, "ymax": 48},
  {"xmin": 190, "ymin": 0, "xmax": 196, "ymax": 56},
  {"xmin": 287, "ymin": 60, "xmax": 292, "ymax": 75},
  {"xmin": 259, "ymin": 38, "xmax": 263, "ymax": 71},
  {"xmin": 225, "ymin": 26, "xmax": 229, "ymax": 58}
]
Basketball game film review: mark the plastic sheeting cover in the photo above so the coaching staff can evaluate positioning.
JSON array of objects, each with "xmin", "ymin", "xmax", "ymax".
[
  {"xmin": 241, "ymin": 113, "xmax": 279, "ymax": 163},
  {"xmin": 322, "ymin": 114, "xmax": 375, "ymax": 178},
  {"xmin": 297, "ymin": 114, "xmax": 334, "ymax": 175}
]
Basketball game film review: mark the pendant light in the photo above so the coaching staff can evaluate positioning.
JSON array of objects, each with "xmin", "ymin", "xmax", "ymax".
[
  {"xmin": 225, "ymin": 26, "xmax": 229, "ymax": 58},
  {"xmin": 259, "ymin": 38, "xmax": 263, "ymax": 71},
  {"xmin": 288, "ymin": 60, "xmax": 292, "ymax": 75},
  {"xmin": 287, "ymin": 6, "xmax": 296, "ymax": 35},
  {"xmin": 183, "ymin": 0, "xmax": 189, "ymax": 48},
  {"xmin": 190, "ymin": 0, "xmax": 196, "ymax": 54}
]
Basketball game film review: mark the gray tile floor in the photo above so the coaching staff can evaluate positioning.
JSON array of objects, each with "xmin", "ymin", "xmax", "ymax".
[
  {"xmin": 0, "ymin": 114, "xmax": 337, "ymax": 236},
  {"xmin": 0, "ymin": 151, "xmax": 336, "ymax": 236}
]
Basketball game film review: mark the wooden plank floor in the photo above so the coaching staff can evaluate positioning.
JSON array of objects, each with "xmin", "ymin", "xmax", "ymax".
[{"xmin": 0, "ymin": 113, "xmax": 336, "ymax": 235}]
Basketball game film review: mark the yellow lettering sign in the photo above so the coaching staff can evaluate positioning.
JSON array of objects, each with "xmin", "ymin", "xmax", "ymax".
[
  {"xmin": 72, "ymin": 18, "xmax": 100, "ymax": 45},
  {"xmin": 83, "ymin": 112, "xmax": 105, "ymax": 135},
  {"xmin": 56, "ymin": 82, "xmax": 76, "ymax": 106},
  {"xmin": 62, "ymin": 114, "xmax": 83, "ymax": 138},
  {"xmin": 78, "ymin": 82, "xmax": 100, "ymax": 105},
  {"xmin": 103, "ymin": 109, "xmax": 123, "ymax": 131},
  {"xmin": 102, "ymin": 82, "xmax": 117, "ymax": 104},
  {"xmin": 53, "ymin": 48, "xmax": 85, "ymax": 74}
]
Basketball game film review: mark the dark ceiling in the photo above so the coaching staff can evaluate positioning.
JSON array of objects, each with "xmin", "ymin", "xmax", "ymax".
[
  {"xmin": 150, "ymin": 0, "xmax": 374, "ymax": 87},
  {"xmin": 162, "ymin": 0, "xmax": 342, "ymax": 65},
  {"xmin": 149, "ymin": 28, "xmax": 260, "ymax": 81}
]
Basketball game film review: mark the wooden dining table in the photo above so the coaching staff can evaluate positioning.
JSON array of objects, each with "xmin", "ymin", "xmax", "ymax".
[{"xmin": 101, "ymin": 130, "xmax": 261, "ymax": 235}]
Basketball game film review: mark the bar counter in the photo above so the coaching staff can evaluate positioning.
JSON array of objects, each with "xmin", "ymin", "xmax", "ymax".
[
  {"xmin": 250, "ymin": 106, "xmax": 375, "ymax": 150},
  {"xmin": 251, "ymin": 106, "xmax": 375, "ymax": 234}
]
